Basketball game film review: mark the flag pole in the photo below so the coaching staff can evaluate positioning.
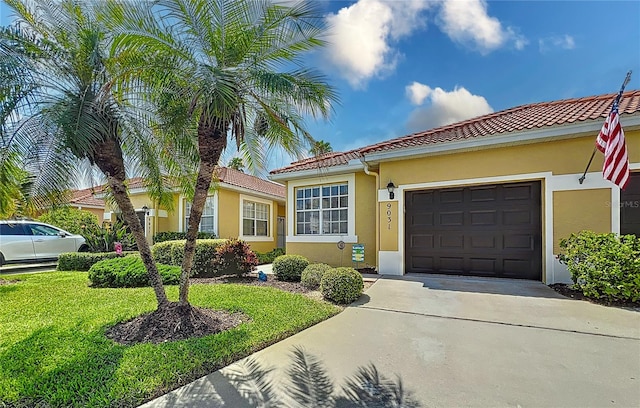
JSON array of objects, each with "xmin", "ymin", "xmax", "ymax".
[{"xmin": 578, "ymin": 70, "xmax": 632, "ymax": 184}]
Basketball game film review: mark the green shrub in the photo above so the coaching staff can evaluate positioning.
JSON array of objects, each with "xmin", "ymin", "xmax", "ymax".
[
  {"xmin": 256, "ymin": 247, "xmax": 286, "ymax": 264},
  {"xmin": 301, "ymin": 263, "xmax": 332, "ymax": 289},
  {"xmin": 211, "ymin": 239, "xmax": 258, "ymax": 277},
  {"xmin": 38, "ymin": 207, "xmax": 100, "ymax": 235},
  {"xmin": 273, "ymin": 254, "xmax": 309, "ymax": 282},
  {"xmin": 57, "ymin": 251, "xmax": 138, "ymax": 271},
  {"xmin": 320, "ymin": 267, "xmax": 364, "ymax": 304},
  {"xmin": 153, "ymin": 231, "xmax": 217, "ymax": 243},
  {"xmin": 151, "ymin": 238, "xmax": 251, "ymax": 277},
  {"xmin": 558, "ymin": 230, "xmax": 640, "ymax": 302},
  {"xmin": 82, "ymin": 220, "xmax": 136, "ymax": 253},
  {"xmin": 88, "ymin": 256, "xmax": 181, "ymax": 288}
]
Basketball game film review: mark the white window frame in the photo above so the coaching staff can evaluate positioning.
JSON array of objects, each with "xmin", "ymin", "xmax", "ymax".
[
  {"xmin": 180, "ymin": 193, "xmax": 218, "ymax": 235},
  {"xmin": 287, "ymin": 173, "xmax": 357, "ymax": 243},
  {"xmin": 239, "ymin": 195, "xmax": 273, "ymax": 242}
]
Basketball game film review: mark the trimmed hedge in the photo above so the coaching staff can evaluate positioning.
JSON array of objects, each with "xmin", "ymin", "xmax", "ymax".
[
  {"xmin": 153, "ymin": 231, "xmax": 217, "ymax": 243},
  {"xmin": 256, "ymin": 247, "xmax": 285, "ymax": 265},
  {"xmin": 151, "ymin": 238, "xmax": 257, "ymax": 278},
  {"xmin": 88, "ymin": 256, "xmax": 181, "ymax": 288},
  {"xmin": 559, "ymin": 230, "xmax": 640, "ymax": 302},
  {"xmin": 273, "ymin": 254, "xmax": 309, "ymax": 282},
  {"xmin": 320, "ymin": 267, "xmax": 364, "ymax": 304},
  {"xmin": 57, "ymin": 251, "xmax": 138, "ymax": 272},
  {"xmin": 301, "ymin": 263, "xmax": 332, "ymax": 289}
]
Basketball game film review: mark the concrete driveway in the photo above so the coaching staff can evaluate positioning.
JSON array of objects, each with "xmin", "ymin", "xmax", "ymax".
[{"xmin": 141, "ymin": 275, "xmax": 640, "ymax": 407}]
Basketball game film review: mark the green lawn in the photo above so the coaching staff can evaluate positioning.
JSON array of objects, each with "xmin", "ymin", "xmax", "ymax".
[{"xmin": 0, "ymin": 272, "xmax": 340, "ymax": 407}]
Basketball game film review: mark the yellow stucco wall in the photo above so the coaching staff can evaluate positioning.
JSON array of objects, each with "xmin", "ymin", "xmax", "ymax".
[
  {"xmin": 380, "ymin": 201, "xmax": 398, "ymax": 251},
  {"xmin": 217, "ymin": 189, "xmax": 240, "ymax": 239},
  {"xmin": 286, "ymin": 242, "xmax": 357, "ymax": 267},
  {"xmin": 81, "ymin": 207, "xmax": 104, "ymax": 224},
  {"xmin": 354, "ymin": 173, "xmax": 377, "ymax": 267},
  {"xmin": 553, "ymin": 189, "xmax": 611, "ymax": 253},
  {"xmin": 379, "ymin": 131, "xmax": 640, "ymax": 184}
]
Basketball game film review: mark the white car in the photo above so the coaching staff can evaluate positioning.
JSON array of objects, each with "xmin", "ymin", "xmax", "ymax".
[{"xmin": 0, "ymin": 220, "xmax": 87, "ymax": 266}]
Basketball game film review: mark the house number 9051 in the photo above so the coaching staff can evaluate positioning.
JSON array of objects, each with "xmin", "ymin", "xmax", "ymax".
[{"xmin": 386, "ymin": 203, "xmax": 392, "ymax": 229}]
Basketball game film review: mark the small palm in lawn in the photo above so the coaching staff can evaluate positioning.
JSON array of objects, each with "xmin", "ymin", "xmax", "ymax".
[
  {"xmin": 108, "ymin": 0, "xmax": 338, "ymax": 312},
  {"xmin": 0, "ymin": 0, "xmax": 172, "ymax": 307}
]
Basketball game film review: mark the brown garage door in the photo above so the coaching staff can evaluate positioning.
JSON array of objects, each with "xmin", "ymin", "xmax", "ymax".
[{"xmin": 405, "ymin": 181, "xmax": 542, "ymax": 280}]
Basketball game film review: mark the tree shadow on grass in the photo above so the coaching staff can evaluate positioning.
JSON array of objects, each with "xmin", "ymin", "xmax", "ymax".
[
  {"xmin": 218, "ymin": 346, "xmax": 422, "ymax": 408},
  {"xmin": 0, "ymin": 325, "xmax": 124, "ymax": 407}
]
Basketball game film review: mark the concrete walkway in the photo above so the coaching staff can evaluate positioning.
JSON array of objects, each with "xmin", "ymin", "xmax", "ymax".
[{"xmin": 141, "ymin": 275, "xmax": 640, "ymax": 407}]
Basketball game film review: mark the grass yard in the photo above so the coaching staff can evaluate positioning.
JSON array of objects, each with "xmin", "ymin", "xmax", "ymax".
[{"xmin": 0, "ymin": 272, "xmax": 340, "ymax": 407}]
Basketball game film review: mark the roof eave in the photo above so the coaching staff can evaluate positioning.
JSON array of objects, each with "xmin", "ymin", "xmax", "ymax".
[
  {"xmin": 269, "ymin": 162, "xmax": 365, "ymax": 182},
  {"xmin": 363, "ymin": 114, "xmax": 640, "ymax": 164}
]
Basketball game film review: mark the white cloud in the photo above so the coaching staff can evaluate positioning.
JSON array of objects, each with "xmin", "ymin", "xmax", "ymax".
[
  {"xmin": 406, "ymin": 81, "xmax": 433, "ymax": 105},
  {"xmin": 437, "ymin": 0, "xmax": 526, "ymax": 54},
  {"xmin": 324, "ymin": 0, "xmax": 433, "ymax": 88},
  {"xmin": 405, "ymin": 84, "xmax": 493, "ymax": 131},
  {"xmin": 539, "ymin": 34, "xmax": 576, "ymax": 53}
]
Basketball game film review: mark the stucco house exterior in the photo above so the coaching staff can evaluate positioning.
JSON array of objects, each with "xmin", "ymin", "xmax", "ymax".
[
  {"xmin": 269, "ymin": 90, "xmax": 640, "ymax": 283},
  {"xmin": 68, "ymin": 187, "xmax": 106, "ymax": 223},
  {"xmin": 103, "ymin": 167, "xmax": 286, "ymax": 253}
]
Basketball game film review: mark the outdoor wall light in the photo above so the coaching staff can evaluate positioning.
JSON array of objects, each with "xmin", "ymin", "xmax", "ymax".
[
  {"xmin": 142, "ymin": 205, "xmax": 149, "ymax": 214},
  {"xmin": 386, "ymin": 181, "xmax": 396, "ymax": 200}
]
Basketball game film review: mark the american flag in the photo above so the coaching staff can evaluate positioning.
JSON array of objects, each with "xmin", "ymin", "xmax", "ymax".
[{"xmin": 596, "ymin": 103, "xmax": 630, "ymax": 190}]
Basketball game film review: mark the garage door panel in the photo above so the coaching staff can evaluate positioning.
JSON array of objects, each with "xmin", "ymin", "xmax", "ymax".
[
  {"xmin": 405, "ymin": 181, "xmax": 541, "ymax": 280},
  {"xmin": 409, "ymin": 234, "xmax": 434, "ymax": 249},
  {"xmin": 470, "ymin": 210, "xmax": 497, "ymax": 225},
  {"xmin": 470, "ymin": 186, "xmax": 497, "ymax": 202},
  {"xmin": 440, "ymin": 189, "xmax": 464, "ymax": 203}
]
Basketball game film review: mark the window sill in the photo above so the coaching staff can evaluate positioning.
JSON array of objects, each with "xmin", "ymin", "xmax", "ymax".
[
  {"xmin": 239, "ymin": 236, "xmax": 273, "ymax": 242},
  {"xmin": 286, "ymin": 235, "xmax": 358, "ymax": 243}
]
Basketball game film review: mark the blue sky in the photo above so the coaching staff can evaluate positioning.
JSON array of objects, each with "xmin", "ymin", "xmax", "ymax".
[{"xmin": 2, "ymin": 0, "xmax": 640, "ymax": 173}]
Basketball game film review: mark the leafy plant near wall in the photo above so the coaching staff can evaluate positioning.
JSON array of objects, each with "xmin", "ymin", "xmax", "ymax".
[
  {"xmin": 83, "ymin": 221, "xmax": 136, "ymax": 253},
  {"xmin": 558, "ymin": 230, "xmax": 640, "ymax": 302},
  {"xmin": 153, "ymin": 231, "xmax": 217, "ymax": 243},
  {"xmin": 256, "ymin": 247, "xmax": 285, "ymax": 264},
  {"xmin": 211, "ymin": 239, "xmax": 258, "ymax": 277},
  {"xmin": 38, "ymin": 207, "xmax": 100, "ymax": 235}
]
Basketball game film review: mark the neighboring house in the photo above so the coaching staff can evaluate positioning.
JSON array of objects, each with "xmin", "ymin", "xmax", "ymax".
[
  {"xmin": 69, "ymin": 187, "xmax": 106, "ymax": 223},
  {"xmin": 270, "ymin": 90, "xmax": 640, "ymax": 284},
  {"xmin": 102, "ymin": 167, "xmax": 286, "ymax": 253}
]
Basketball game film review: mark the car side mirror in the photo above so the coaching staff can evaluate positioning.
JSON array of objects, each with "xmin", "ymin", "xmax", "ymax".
[{"xmin": 58, "ymin": 231, "xmax": 68, "ymax": 238}]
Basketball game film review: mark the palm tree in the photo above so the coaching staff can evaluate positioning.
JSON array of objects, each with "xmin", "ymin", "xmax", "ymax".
[
  {"xmin": 228, "ymin": 157, "xmax": 245, "ymax": 172},
  {"xmin": 0, "ymin": 0, "xmax": 171, "ymax": 307},
  {"xmin": 108, "ymin": 0, "xmax": 338, "ymax": 307},
  {"xmin": 310, "ymin": 139, "xmax": 333, "ymax": 156}
]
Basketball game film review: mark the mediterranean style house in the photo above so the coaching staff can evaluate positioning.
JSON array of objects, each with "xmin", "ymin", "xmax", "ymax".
[
  {"xmin": 269, "ymin": 90, "xmax": 640, "ymax": 283},
  {"xmin": 102, "ymin": 167, "xmax": 286, "ymax": 253}
]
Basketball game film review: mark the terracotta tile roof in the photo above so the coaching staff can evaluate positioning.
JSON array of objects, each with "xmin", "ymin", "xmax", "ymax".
[
  {"xmin": 126, "ymin": 168, "xmax": 285, "ymax": 199},
  {"xmin": 215, "ymin": 167, "xmax": 285, "ymax": 198},
  {"xmin": 271, "ymin": 90, "xmax": 640, "ymax": 174},
  {"xmin": 270, "ymin": 150, "xmax": 362, "ymax": 175},
  {"xmin": 69, "ymin": 187, "xmax": 105, "ymax": 208}
]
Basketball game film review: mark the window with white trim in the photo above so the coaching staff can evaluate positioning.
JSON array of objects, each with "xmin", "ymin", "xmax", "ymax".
[
  {"xmin": 296, "ymin": 184, "xmax": 348, "ymax": 235},
  {"xmin": 185, "ymin": 197, "xmax": 216, "ymax": 233},
  {"xmin": 243, "ymin": 200, "xmax": 269, "ymax": 237}
]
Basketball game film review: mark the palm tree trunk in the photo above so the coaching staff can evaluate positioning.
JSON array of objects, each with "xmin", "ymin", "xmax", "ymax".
[
  {"xmin": 179, "ymin": 116, "xmax": 228, "ymax": 306},
  {"xmin": 94, "ymin": 137, "xmax": 170, "ymax": 308}
]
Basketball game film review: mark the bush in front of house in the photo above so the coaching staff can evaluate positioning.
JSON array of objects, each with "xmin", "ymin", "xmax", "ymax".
[
  {"xmin": 153, "ymin": 231, "xmax": 217, "ymax": 243},
  {"xmin": 558, "ymin": 230, "xmax": 640, "ymax": 302},
  {"xmin": 151, "ymin": 240, "xmax": 176, "ymax": 265},
  {"xmin": 272, "ymin": 254, "xmax": 309, "ymax": 282},
  {"xmin": 320, "ymin": 267, "xmax": 364, "ymax": 304},
  {"xmin": 151, "ymin": 238, "xmax": 227, "ymax": 275},
  {"xmin": 210, "ymin": 239, "xmax": 258, "ymax": 277},
  {"xmin": 88, "ymin": 256, "xmax": 181, "ymax": 288},
  {"xmin": 256, "ymin": 247, "xmax": 285, "ymax": 264},
  {"xmin": 301, "ymin": 263, "xmax": 332, "ymax": 289},
  {"xmin": 57, "ymin": 251, "xmax": 138, "ymax": 271},
  {"xmin": 38, "ymin": 207, "xmax": 100, "ymax": 236}
]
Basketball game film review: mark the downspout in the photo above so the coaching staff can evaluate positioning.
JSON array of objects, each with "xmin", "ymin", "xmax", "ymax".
[{"xmin": 360, "ymin": 157, "xmax": 380, "ymax": 271}]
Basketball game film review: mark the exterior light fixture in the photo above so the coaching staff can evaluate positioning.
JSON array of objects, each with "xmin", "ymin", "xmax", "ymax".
[
  {"xmin": 386, "ymin": 181, "xmax": 396, "ymax": 200},
  {"xmin": 142, "ymin": 205, "xmax": 149, "ymax": 214}
]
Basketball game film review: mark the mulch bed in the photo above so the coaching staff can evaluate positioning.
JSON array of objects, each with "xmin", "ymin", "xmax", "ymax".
[
  {"xmin": 356, "ymin": 267, "xmax": 378, "ymax": 275},
  {"xmin": 106, "ymin": 302, "xmax": 248, "ymax": 345},
  {"xmin": 549, "ymin": 283, "xmax": 640, "ymax": 309},
  {"xmin": 191, "ymin": 274, "xmax": 311, "ymax": 294}
]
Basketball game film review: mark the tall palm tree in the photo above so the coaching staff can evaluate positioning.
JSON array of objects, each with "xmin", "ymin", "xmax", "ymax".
[
  {"xmin": 108, "ymin": 0, "xmax": 338, "ymax": 306},
  {"xmin": 310, "ymin": 139, "xmax": 333, "ymax": 156},
  {"xmin": 0, "ymin": 0, "xmax": 172, "ymax": 307}
]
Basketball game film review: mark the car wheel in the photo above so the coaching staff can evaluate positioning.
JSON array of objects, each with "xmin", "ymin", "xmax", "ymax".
[
  {"xmin": 0, "ymin": 252, "xmax": 4, "ymax": 266},
  {"xmin": 78, "ymin": 245, "xmax": 89, "ymax": 253}
]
